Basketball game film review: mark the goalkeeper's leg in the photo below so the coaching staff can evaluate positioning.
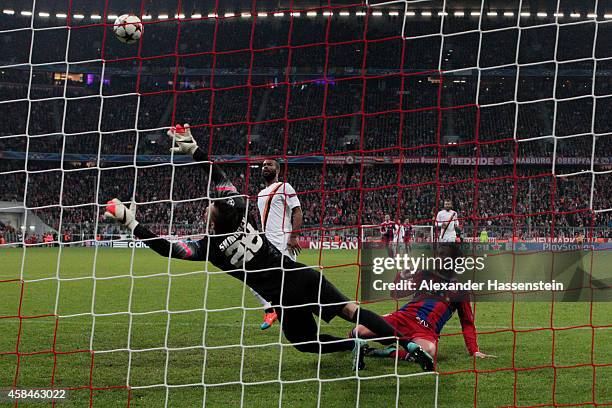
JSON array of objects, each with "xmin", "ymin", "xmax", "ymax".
[
  {"xmin": 279, "ymin": 263, "xmax": 407, "ymax": 346},
  {"xmin": 249, "ymin": 287, "xmax": 277, "ymax": 330},
  {"xmin": 280, "ymin": 307, "xmax": 355, "ymax": 353},
  {"xmin": 279, "ymin": 307, "xmax": 369, "ymax": 371}
]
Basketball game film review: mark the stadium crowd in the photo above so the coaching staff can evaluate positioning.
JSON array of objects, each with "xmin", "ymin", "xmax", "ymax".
[
  {"xmin": 0, "ymin": 159, "xmax": 609, "ymax": 244},
  {"xmin": 0, "ymin": 9, "xmax": 610, "ymax": 244}
]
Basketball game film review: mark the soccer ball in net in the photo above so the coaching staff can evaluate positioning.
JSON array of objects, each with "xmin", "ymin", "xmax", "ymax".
[{"xmin": 113, "ymin": 14, "xmax": 143, "ymax": 44}]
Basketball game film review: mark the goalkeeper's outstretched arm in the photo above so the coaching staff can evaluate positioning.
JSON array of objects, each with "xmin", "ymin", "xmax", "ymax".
[
  {"xmin": 168, "ymin": 123, "xmax": 243, "ymax": 204},
  {"xmin": 167, "ymin": 123, "xmax": 227, "ymax": 185},
  {"xmin": 104, "ymin": 198, "xmax": 209, "ymax": 261},
  {"xmin": 133, "ymin": 224, "xmax": 208, "ymax": 261},
  {"xmin": 106, "ymin": 124, "xmax": 238, "ymax": 261}
]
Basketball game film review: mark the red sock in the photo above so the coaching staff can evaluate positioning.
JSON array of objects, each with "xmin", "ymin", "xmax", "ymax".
[{"xmin": 389, "ymin": 349, "xmax": 409, "ymax": 360}]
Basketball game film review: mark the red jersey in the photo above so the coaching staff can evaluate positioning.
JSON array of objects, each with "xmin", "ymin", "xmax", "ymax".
[
  {"xmin": 402, "ymin": 223, "xmax": 412, "ymax": 243},
  {"xmin": 380, "ymin": 221, "xmax": 394, "ymax": 241},
  {"xmin": 391, "ymin": 270, "xmax": 479, "ymax": 355},
  {"xmin": 398, "ymin": 296, "xmax": 479, "ymax": 355}
]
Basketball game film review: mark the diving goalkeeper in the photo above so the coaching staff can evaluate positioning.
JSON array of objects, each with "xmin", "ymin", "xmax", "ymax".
[{"xmin": 104, "ymin": 124, "xmax": 430, "ymax": 370}]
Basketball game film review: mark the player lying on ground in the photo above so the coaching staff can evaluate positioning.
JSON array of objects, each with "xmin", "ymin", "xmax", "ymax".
[
  {"xmin": 104, "ymin": 124, "xmax": 431, "ymax": 370},
  {"xmin": 349, "ymin": 244, "xmax": 495, "ymax": 368}
]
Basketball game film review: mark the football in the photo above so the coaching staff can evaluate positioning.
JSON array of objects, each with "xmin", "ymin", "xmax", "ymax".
[{"xmin": 113, "ymin": 14, "xmax": 143, "ymax": 44}]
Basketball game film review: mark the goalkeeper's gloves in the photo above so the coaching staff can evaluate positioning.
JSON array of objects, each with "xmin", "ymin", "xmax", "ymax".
[
  {"xmin": 104, "ymin": 198, "xmax": 139, "ymax": 231},
  {"xmin": 167, "ymin": 123, "xmax": 198, "ymax": 156}
]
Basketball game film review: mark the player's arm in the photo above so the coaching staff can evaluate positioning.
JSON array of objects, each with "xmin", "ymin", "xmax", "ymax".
[
  {"xmin": 287, "ymin": 207, "xmax": 303, "ymax": 255},
  {"xmin": 104, "ymin": 198, "xmax": 208, "ymax": 261},
  {"xmin": 434, "ymin": 212, "xmax": 443, "ymax": 238},
  {"xmin": 456, "ymin": 301, "xmax": 479, "ymax": 355},
  {"xmin": 291, "ymin": 206, "xmax": 303, "ymax": 233},
  {"xmin": 285, "ymin": 183, "xmax": 302, "ymax": 255},
  {"xmin": 167, "ymin": 123, "xmax": 245, "ymax": 205},
  {"xmin": 434, "ymin": 211, "xmax": 443, "ymax": 227},
  {"xmin": 456, "ymin": 301, "xmax": 496, "ymax": 358},
  {"xmin": 133, "ymin": 224, "xmax": 208, "ymax": 260}
]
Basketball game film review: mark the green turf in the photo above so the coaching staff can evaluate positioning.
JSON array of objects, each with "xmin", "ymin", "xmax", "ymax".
[{"xmin": 0, "ymin": 248, "xmax": 609, "ymax": 407}]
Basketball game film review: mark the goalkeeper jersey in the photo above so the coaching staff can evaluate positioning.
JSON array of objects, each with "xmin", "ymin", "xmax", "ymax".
[{"xmin": 133, "ymin": 148, "xmax": 288, "ymax": 299}]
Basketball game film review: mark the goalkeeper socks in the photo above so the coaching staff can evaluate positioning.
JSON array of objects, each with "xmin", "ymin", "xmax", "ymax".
[{"xmin": 354, "ymin": 308, "xmax": 403, "ymax": 345}]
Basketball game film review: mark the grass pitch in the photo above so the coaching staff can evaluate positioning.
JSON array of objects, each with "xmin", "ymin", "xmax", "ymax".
[{"xmin": 0, "ymin": 247, "xmax": 609, "ymax": 407}]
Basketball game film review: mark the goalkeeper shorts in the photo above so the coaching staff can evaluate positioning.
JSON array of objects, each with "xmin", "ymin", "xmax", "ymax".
[{"xmin": 279, "ymin": 262, "xmax": 350, "ymax": 323}]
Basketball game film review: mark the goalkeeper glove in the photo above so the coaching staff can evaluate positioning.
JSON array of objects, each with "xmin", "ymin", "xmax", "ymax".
[
  {"xmin": 167, "ymin": 123, "xmax": 198, "ymax": 155},
  {"xmin": 104, "ymin": 198, "xmax": 139, "ymax": 231}
]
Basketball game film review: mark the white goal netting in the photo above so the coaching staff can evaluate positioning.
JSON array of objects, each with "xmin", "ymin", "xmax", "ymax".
[{"xmin": 0, "ymin": 0, "xmax": 610, "ymax": 407}]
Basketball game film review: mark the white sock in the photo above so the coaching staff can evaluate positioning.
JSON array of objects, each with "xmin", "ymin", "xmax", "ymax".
[{"xmin": 249, "ymin": 287, "xmax": 272, "ymax": 310}]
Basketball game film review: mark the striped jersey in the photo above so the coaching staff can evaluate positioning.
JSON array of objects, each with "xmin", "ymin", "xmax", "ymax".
[
  {"xmin": 398, "ymin": 270, "xmax": 479, "ymax": 354},
  {"xmin": 257, "ymin": 182, "xmax": 301, "ymax": 260}
]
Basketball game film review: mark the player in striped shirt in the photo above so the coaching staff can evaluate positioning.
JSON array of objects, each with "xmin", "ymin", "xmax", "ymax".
[
  {"xmin": 435, "ymin": 199, "xmax": 461, "ymax": 243},
  {"xmin": 252, "ymin": 159, "xmax": 303, "ymax": 330},
  {"xmin": 398, "ymin": 217, "xmax": 413, "ymax": 255},
  {"xmin": 391, "ymin": 218, "xmax": 405, "ymax": 256}
]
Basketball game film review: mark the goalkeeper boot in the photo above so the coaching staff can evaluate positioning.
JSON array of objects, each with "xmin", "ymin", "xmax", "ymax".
[
  {"xmin": 260, "ymin": 311, "xmax": 278, "ymax": 330},
  {"xmin": 403, "ymin": 342, "xmax": 434, "ymax": 372},
  {"xmin": 351, "ymin": 339, "xmax": 369, "ymax": 371}
]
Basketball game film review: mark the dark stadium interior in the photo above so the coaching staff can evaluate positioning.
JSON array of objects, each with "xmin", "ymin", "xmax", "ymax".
[{"xmin": 0, "ymin": 1, "xmax": 610, "ymax": 243}]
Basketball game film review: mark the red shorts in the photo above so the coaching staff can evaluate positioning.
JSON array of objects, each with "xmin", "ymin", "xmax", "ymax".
[{"xmin": 383, "ymin": 311, "xmax": 438, "ymax": 345}]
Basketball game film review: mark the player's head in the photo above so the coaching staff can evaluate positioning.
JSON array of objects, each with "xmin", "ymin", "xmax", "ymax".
[
  {"xmin": 262, "ymin": 159, "xmax": 280, "ymax": 182},
  {"xmin": 444, "ymin": 199, "xmax": 453, "ymax": 210},
  {"xmin": 404, "ymin": 218, "xmax": 409, "ymax": 224},
  {"xmin": 384, "ymin": 214, "xmax": 390, "ymax": 221},
  {"xmin": 204, "ymin": 204, "xmax": 217, "ymax": 230},
  {"xmin": 205, "ymin": 197, "xmax": 236, "ymax": 233}
]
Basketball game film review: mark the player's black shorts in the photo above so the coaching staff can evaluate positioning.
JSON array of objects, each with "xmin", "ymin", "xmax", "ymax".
[{"xmin": 277, "ymin": 261, "xmax": 350, "ymax": 323}]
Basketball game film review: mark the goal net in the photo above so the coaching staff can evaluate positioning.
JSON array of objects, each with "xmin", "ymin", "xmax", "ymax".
[
  {"xmin": 361, "ymin": 224, "xmax": 433, "ymax": 242},
  {"xmin": 0, "ymin": 0, "xmax": 610, "ymax": 407}
]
